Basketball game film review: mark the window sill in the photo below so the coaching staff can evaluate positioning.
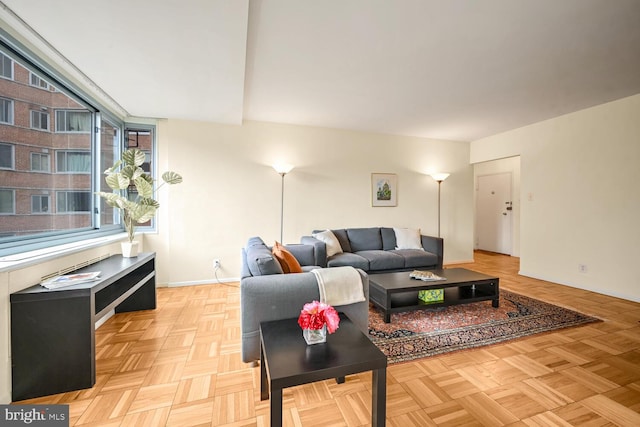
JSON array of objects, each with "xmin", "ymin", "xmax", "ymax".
[{"xmin": 0, "ymin": 233, "xmax": 127, "ymax": 273}]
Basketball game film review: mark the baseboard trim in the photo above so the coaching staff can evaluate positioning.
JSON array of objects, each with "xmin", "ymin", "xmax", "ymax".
[
  {"xmin": 444, "ymin": 259, "xmax": 475, "ymax": 265},
  {"xmin": 166, "ymin": 277, "xmax": 240, "ymax": 288}
]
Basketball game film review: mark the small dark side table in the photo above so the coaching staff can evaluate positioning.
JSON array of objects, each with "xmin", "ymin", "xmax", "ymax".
[{"xmin": 260, "ymin": 314, "xmax": 388, "ymax": 427}]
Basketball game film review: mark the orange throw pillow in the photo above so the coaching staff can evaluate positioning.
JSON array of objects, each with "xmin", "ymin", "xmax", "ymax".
[{"xmin": 272, "ymin": 242, "xmax": 303, "ymax": 274}]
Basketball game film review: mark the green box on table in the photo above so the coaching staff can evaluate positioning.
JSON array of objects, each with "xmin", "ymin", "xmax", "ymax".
[{"xmin": 418, "ymin": 289, "xmax": 444, "ymax": 303}]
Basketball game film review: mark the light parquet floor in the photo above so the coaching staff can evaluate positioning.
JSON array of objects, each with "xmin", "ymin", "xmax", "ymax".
[{"xmin": 17, "ymin": 252, "xmax": 640, "ymax": 426}]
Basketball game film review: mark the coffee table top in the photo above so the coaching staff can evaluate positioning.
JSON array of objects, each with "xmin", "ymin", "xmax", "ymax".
[
  {"xmin": 370, "ymin": 268, "xmax": 498, "ymax": 292},
  {"xmin": 260, "ymin": 314, "xmax": 387, "ymax": 389}
]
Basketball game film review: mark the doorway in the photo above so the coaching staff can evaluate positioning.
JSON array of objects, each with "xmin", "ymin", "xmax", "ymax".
[{"xmin": 476, "ymin": 172, "xmax": 513, "ymax": 255}]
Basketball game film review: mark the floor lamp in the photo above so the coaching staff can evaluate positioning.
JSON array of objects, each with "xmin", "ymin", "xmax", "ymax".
[
  {"xmin": 430, "ymin": 173, "xmax": 450, "ymax": 237},
  {"xmin": 273, "ymin": 164, "xmax": 294, "ymax": 243}
]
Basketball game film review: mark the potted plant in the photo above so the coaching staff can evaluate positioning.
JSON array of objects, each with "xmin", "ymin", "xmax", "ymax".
[{"xmin": 97, "ymin": 148, "xmax": 182, "ymax": 257}]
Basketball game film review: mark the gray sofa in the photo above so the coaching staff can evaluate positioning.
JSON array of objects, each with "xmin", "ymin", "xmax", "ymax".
[
  {"xmin": 240, "ymin": 237, "xmax": 369, "ymax": 363},
  {"xmin": 301, "ymin": 227, "xmax": 443, "ymax": 273}
]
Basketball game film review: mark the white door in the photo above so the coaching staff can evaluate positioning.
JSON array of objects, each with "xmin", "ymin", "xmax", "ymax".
[{"xmin": 476, "ymin": 173, "xmax": 512, "ymax": 254}]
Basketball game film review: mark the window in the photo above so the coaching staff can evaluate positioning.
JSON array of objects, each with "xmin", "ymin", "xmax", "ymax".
[
  {"xmin": 0, "ymin": 142, "xmax": 14, "ymax": 169},
  {"xmin": 55, "ymin": 110, "xmax": 91, "ymax": 133},
  {"xmin": 0, "ymin": 189, "xmax": 15, "ymax": 214},
  {"xmin": 31, "ymin": 194, "xmax": 49, "ymax": 213},
  {"xmin": 31, "ymin": 152, "xmax": 50, "ymax": 172},
  {"xmin": 30, "ymin": 110, "xmax": 49, "ymax": 131},
  {"xmin": 99, "ymin": 120, "xmax": 119, "ymax": 228},
  {"xmin": 0, "ymin": 44, "xmax": 123, "ymax": 254},
  {"xmin": 124, "ymin": 127, "xmax": 156, "ymax": 229},
  {"xmin": 56, "ymin": 191, "xmax": 90, "ymax": 213},
  {"xmin": 29, "ymin": 73, "xmax": 49, "ymax": 89},
  {"xmin": 56, "ymin": 150, "xmax": 91, "ymax": 173},
  {"xmin": 141, "ymin": 150, "xmax": 152, "ymax": 172},
  {"xmin": 0, "ymin": 41, "xmax": 161, "ymax": 256},
  {"xmin": 0, "ymin": 97, "xmax": 13, "ymax": 124},
  {"xmin": 126, "ymin": 130, "xmax": 152, "ymax": 171},
  {"xmin": 0, "ymin": 52, "xmax": 11, "ymax": 79}
]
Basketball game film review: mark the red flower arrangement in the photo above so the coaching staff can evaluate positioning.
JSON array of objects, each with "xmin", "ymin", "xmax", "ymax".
[{"xmin": 297, "ymin": 300, "xmax": 340, "ymax": 334}]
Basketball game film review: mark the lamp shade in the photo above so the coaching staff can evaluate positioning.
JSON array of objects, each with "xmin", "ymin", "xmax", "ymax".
[
  {"xmin": 430, "ymin": 172, "xmax": 450, "ymax": 182},
  {"xmin": 273, "ymin": 163, "xmax": 294, "ymax": 175}
]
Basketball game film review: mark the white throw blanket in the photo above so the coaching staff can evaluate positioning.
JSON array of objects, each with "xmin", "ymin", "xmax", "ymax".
[{"xmin": 311, "ymin": 266, "xmax": 366, "ymax": 306}]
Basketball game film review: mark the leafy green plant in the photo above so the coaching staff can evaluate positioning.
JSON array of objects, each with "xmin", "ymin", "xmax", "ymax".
[{"xmin": 96, "ymin": 148, "xmax": 182, "ymax": 242}]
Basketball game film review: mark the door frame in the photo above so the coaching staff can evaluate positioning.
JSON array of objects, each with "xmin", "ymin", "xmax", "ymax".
[
  {"xmin": 475, "ymin": 171, "xmax": 513, "ymax": 255},
  {"xmin": 473, "ymin": 156, "xmax": 521, "ymax": 258}
]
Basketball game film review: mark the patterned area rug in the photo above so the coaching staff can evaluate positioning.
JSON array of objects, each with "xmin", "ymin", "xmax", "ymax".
[{"xmin": 368, "ymin": 290, "xmax": 600, "ymax": 364}]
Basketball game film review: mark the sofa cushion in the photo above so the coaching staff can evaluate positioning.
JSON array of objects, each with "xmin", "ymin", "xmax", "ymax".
[
  {"xmin": 380, "ymin": 227, "xmax": 397, "ymax": 250},
  {"xmin": 394, "ymin": 227, "xmax": 423, "ymax": 250},
  {"xmin": 347, "ymin": 228, "xmax": 382, "ymax": 252},
  {"xmin": 327, "ymin": 252, "xmax": 369, "ymax": 270},
  {"xmin": 390, "ymin": 249, "xmax": 438, "ymax": 268},
  {"xmin": 284, "ymin": 244, "xmax": 315, "ymax": 266},
  {"xmin": 357, "ymin": 250, "xmax": 404, "ymax": 271},
  {"xmin": 331, "ymin": 229, "xmax": 352, "ymax": 253},
  {"xmin": 272, "ymin": 242, "xmax": 303, "ymax": 274},
  {"xmin": 312, "ymin": 230, "xmax": 343, "ymax": 257},
  {"xmin": 245, "ymin": 242, "xmax": 284, "ymax": 276}
]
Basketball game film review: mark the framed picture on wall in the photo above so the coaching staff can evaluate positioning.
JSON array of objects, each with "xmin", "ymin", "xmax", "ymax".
[{"xmin": 371, "ymin": 173, "xmax": 397, "ymax": 207}]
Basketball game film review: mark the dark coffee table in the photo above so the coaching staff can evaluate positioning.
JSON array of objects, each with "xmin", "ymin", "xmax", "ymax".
[
  {"xmin": 260, "ymin": 314, "xmax": 387, "ymax": 427},
  {"xmin": 369, "ymin": 268, "xmax": 500, "ymax": 322}
]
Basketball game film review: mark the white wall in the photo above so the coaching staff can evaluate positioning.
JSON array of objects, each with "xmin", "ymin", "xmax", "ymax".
[
  {"xmin": 473, "ymin": 157, "xmax": 521, "ymax": 257},
  {"xmin": 147, "ymin": 120, "xmax": 475, "ymax": 285},
  {"xmin": 471, "ymin": 94, "xmax": 640, "ymax": 302}
]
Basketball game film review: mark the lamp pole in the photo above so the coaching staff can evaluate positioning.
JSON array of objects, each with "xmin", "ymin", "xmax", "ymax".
[
  {"xmin": 429, "ymin": 173, "xmax": 450, "ymax": 238},
  {"xmin": 436, "ymin": 180, "xmax": 442, "ymax": 237},
  {"xmin": 279, "ymin": 172, "xmax": 286, "ymax": 243},
  {"xmin": 273, "ymin": 164, "xmax": 294, "ymax": 243}
]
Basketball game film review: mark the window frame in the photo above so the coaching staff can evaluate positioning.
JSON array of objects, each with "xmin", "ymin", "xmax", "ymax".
[
  {"xmin": 55, "ymin": 149, "xmax": 91, "ymax": 174},
  {"xmin": 30, "ymin": 151, "xmax": 50, "ymax": 173},
  {"xmin": 55, "ymin": 109, "xmax": 91, "ymax": 133},
  {"xmin": 0, "ymin": 97, "xmax": 13, "ymax": 124},
  {"xmin": 124, "ymin": 124, "xmax": 158, "ymax": 233},
  {"xmin": 29, "ymin": 72, "xmax": 49, "ymax": 90},
  {"xmin": 56, "ymin": 190, "xmax": 91, "ymax": 213},
  {"xmin": 31, "ymin": 194, "xmax": 50, "ymax": 214},
  {"xmin": 30, "ymin": 109, "xmax": 50, "ymax": 131},
  {"xmin": 0, "ymin": 142, "xmax": 15, "ymax": 170},
  {"xmin": 0, "ymin": 52, "xmax": 12, "ymax": 80},
  {"xmin": 0, "ymin": 189, "xmax": 16, "ymax": 215}
]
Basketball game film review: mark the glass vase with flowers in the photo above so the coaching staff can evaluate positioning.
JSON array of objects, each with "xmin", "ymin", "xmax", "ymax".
[{"xmin": 297, "ymin": 301, "xmax": 340, "ymax": 345}]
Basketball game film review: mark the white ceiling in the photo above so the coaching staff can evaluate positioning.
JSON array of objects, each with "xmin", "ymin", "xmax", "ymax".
[{"xmin": 4, "ymin": 0, "xmax": 640, "ymax": 142}]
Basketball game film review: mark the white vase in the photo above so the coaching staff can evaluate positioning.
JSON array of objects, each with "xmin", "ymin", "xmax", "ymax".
[{"xmin": 121, "ymin": 241, "xmax": 139, "ymax": 258}]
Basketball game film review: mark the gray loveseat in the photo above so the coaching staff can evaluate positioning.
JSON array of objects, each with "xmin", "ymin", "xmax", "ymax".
[
  {"xmin": 240, "ymin": 237, "xmax": 369, "ymax": 363},
  {"xmin": 301, "ymin": 227, "xmax": 443, "ymax": 273}
]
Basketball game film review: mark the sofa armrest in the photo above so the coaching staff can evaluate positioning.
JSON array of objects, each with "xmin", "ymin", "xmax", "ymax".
[
  {"xmin": 300, "ymin": 235, "xmax": 328, "ymax": 267},
  {"xmin": 421, "ymin": 234, "xmax": 444, "ymax": 268},
  {"xmin": 240, "ymin": 269, "xmax": 369, "ymax": 363}
]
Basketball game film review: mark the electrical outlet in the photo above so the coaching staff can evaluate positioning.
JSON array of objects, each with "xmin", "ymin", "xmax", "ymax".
[
  {"xmin": 578, "ymin": 264, "xmax": 588, "ymax": 274},
  {"xmin": 213, "ymin": 259, "xmax": 220, "ymax": 270}
]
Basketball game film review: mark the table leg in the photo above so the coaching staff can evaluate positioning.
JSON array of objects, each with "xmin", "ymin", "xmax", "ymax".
[
  {"xmin": 492, "ymin": 297, "xmax": 499, "ymax": 308},
  {"xmin": 384, "ymin": 311, "xmax": 391, "ymax": 323},
  {"xmin": 372, "ymin": 367, "xmax": 386, "ymax": 427},
  {"xmin": 270, "ymin": 387, "xmax": 283, "ymax": 427},
  {"xmin": 335, "ymin": 376, "xmax": 345, "ymax": 384}
]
